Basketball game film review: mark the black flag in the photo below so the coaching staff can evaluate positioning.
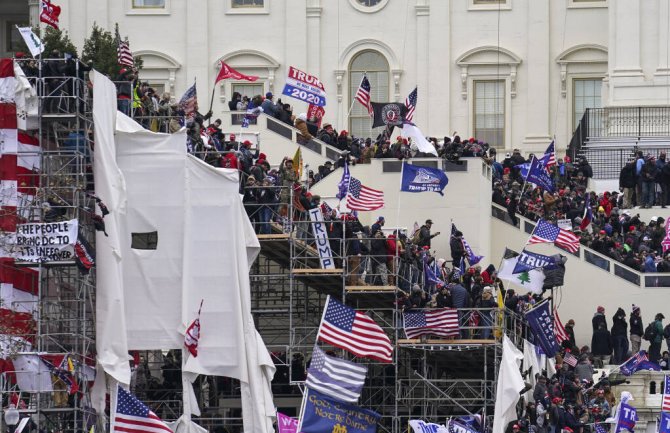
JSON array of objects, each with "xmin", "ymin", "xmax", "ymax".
[{"xmin": 371, "ymin": 102, "xmax": 407, "ymax": 128}]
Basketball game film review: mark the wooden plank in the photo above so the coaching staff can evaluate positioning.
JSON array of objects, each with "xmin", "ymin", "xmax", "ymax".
[
  {"xmin": 398, "ymin": 339, "xmax": 497, "ymax": 345},
  {"xmin": 346, "ymin": 286, "xmax": 397, "ymax": 293},
  {"xmin": 257, "ymin": 234, "xmax": 290, "ymax": 240},
  {"xmin": 292, "ymin": 268, "xmax": 343, "ymax": 275}
]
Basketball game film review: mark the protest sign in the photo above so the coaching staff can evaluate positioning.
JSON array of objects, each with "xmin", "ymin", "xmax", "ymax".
[
  {"xmin": 14, "ymin": 219, "xmax": 78, "ymax": 262},
  {"xmin": 282, "ymin": 67, "xmax": 327, "ymax": 107}
]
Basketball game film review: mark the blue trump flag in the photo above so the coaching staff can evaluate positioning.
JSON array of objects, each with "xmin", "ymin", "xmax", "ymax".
[
  {"xmin": 401, "ymin": 162, "xmax": 449, "ymax": 195},
  {"xmin": 615, "ymin": 403, "xmax": 638, "ymax": 433},
  {"xmin": 512, "ymin": 249, "xmax": 559, "ymax": 274},
  {"xmin": 424, "ymin": 261, "xmax": 445, "ymax": 286},
  {"xmin": 620, "ymin": 351, "xmax": 661, "ymax": 376},
  {"xmin": 526, "ymin": 156, "xmax": 555, "ymax": 193},
  {"xmin": 660, "ymin": 412, "xmax": 670, "ymax": 433},
  {"xmin": 301, "ymin": 389, "xmax": 381, "ymax": 433},
  {"xmin": 524, "ymin": 300, "xmax": 559, "ymax": 357}
]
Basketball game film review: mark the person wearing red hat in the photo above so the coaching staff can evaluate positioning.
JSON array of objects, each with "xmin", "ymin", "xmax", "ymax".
[{"xmin": 592, "ymin": 306, "xmax": 607, "ymax": 331}]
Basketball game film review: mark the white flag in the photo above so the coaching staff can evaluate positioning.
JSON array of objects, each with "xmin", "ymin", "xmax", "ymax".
[
  {"xmin": 401, "ymin": 123, "xmax": 438, "ymax": 156},
  {"xmin": 17, "ymin": 27, "xmax": 44, "ymax": 58},
  {"xmin": 492, "ymin": 335, "xmax": 525, "ymax": 433},
  {"xmin": 498, "ymin": 257, "xmax": 545, "ymax": 294}
]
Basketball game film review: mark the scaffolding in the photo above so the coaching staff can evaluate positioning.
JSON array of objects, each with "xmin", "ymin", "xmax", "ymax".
[{"xmin": 0, "ymin": 58, "xmax": 521, "ymax": 433}]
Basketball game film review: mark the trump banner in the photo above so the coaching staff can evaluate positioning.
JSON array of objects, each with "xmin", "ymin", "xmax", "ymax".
[
  {"xmin": 282, "ymin": 66, "xmax": 327, "ymax": 107},
  {"xmin": 615, "ymin": 403, "xmax": 638, "ymax": 433},
  {"xmin": 400, "ymin": 162, "xmax": 449, "ymax": 195},
  {"xmin": 277, "ymin": 413, "xmax": 298, "ymax": 433},
  {"xmin": 659, "ymin": 411, "xmax": 670, "ymax": 433},
  {"xmin": 301, "ymin": 389, "xmax": 380, "ymax": 433},
  {"xmin": 524, "ymin": 300, "xmax": 559, "ymax": 358}
]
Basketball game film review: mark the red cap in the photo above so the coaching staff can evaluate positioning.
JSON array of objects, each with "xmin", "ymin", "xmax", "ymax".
[
  {"xmin": 230, "ymin": 134, "xmax": 236, "ymax": 140},
  {"xmin": 243, "ymin": 140, "xmax": 252, "ymax": 146},
  {"xmin": 552, "ymin": 397, "xmax": 562, "ymax": 404}
]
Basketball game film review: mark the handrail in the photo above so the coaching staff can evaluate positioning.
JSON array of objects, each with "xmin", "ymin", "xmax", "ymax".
[{"xmin": 491, "ymin": 202, "xmax": 670, "ymax": 288}]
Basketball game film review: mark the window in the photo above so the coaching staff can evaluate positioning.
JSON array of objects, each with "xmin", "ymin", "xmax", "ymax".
[
  {"xmin": 573, "ymin": 78, "xmax": 602, "ymax": 131},
  {"xmin": 473, "ymin": 0, "xmax": 505, "ymax": 3},
  {"xmin": 356, "ymin": 0, "xmax": 382, "ymax": 6},
  {"xmin": 232, "ymin": 83, "xmax": 263, "ymax": 102},
  {"xmin": 132, "ymin": 0, "xmax": 165, "ymax": 7},
  {"xmin": 349, "ymin": 51, "xmax": 389, "ymax": 139},
  {"xmin": 469, "ymin": 0, "xmax": 511, "ymax": 10},
  {"xmin": 473, "ymin": 80, "xmax": 505, "ymax": 147},
  {"xmin": 131, "ymin": 232, "xmax": 158, "ymax": 250},
  {"xmin": 232, "ymin": 0, "xmax": 264, "ymax": 7}
]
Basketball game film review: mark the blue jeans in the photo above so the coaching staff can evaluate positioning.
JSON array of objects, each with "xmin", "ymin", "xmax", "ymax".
[
  {"xmin": 642, "ymin": 181, "xmax": 655, "ymax": 206},
  {"xmin": 117, "ymin": 98, "xmax": 131, "ymax": 116},
  {"xmin": 612, "ymin": 334, "xmax": 629, "ymax": 364},
  {"xmin": 259, "ymin": 206, "xmax": 272, "ymax": 234}
]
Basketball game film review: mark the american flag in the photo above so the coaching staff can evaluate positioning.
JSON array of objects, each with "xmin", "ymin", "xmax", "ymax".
[
  {"xmin": 305, "ymin": 346, "xmax": 367, "ymax": 403},
  {"xmin": 184, "ymin": 299, "xmax": 203, "ymax": 357},
  {"xmin": 594, "ymin": 423, "xmax": 608, "ymax": 433},
  {"xmin": 316, "ymin": 296, "xmax": 393, "ymax": 363},
  {"xmin": 403, "ymin": 308, "xmax": 459, "ymax": 339},
  {"xmin": 116, "ymin": 29, "xmax": 134, "ymax": 67},
  {"xmin": 663, "ymin": 219, "xmax": 670, "ymax": 253},
  {"xmin": 554, "ymin": 308, "xmax": 569, "ymax": 344},
  {"xmin": 663, "ymin": 375, "xmax": 670, "ymax": 412},
  {"xmin": 405, "ymin": 87, "xmax": 417, "ymax": 123},
  {"xmin": 355, "ymin": 76, "xmax": 373, "ymax": 116},
  {"xmin": 563, "ymin": 351, "xmax": 578, "ymax": 368},
  {"xmin": 346, "ymin": 177, "xmax": 384, "ymax": 211},
  {"xmin": 179, "ymin": 83, "xmax": 198, "ymax": 123},
  {"xmin": 543, "ymin": 140, "xmax": 556, "ymax": 168},
  {"xmin": 114, "ymin": 386, "xmax": 172, "ymax": 433},
  {"xmin": 528, "ymin": 219, "xmax": 580, "ymax": 253}
]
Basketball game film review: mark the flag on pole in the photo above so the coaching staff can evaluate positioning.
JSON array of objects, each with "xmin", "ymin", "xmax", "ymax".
[
  {"xmin": 594, "ymin": 424, "xmax": 608, "ymax": 433},
  {"xmin": 662, "ymin": 375, "xmax": 670, "ymax": 412},
  {"xmin": 524, "ymin": 300, "xmax": 559, "ymax": 357},
  {"xmin": 452, "ymin": 223, "xmax": 483, "ymax": 265},
  {"xmin": 40, "ymin": 0, "xmax": 61, "ymax": 30},
  {"xmin": 620, "ymin": 351, "xmax": 661, "ymax": 376},
  {"xmin": 543, "ymin": 141, "xmax": 556, "ymax": 168},
  {"xmin": 16, "ymin": 27, "xmax": 44, "ymax": 58},
  {"xmin": 660, "ymin": 413, "xmax": 670, "ymax": 433},
  {"xmin": 400, "ymin": 162, "xmax": 448, "ymax": 195},
  {"xmin": 179, "ymin": 83, "xmax": 198, "ymax": 123},
  {"xmin": 525, "ymin": 156, "xmax": 555, "ymax": 193},
  {"xmin": 498, "ymin": 249, "xmax": 545, "ymax": 295},
  {"xmin": 554, "ymin": 308, "xmax": 569, "ymax": 345},
  {"xmin": 403, "ymin": 308, "xmax": 459, "ymax": 339},
  {"xmin": 580, "ymin": 194, "xmax": 593, "ymax": 232},
  {"xmin": 316, "ymin": 296, "xmax": 393, "ymax": 363},
  {"xmin": 528, "ymin": 219, "xmax": 580, "ymax": 253},
  {"xmin": 355, "ymin": 76, "xmax": 373, "ymax": 116},
  {"xmin": 115, "ymin": 29, "xmax": 134, "ymax": 67},
  {"xmin": 215, "ymin": 61, "xmax": 258, "ymax": 83},
  {"xmin": 346, "ymin": 178, "xmax": 384, "ymax": 211},
  {"xmin": 305, "ymin": 346, "xmax": 367, "ymax": 403},
  {"xmin": 336, "ymin": 162, "xmax": 351, "ymax": 200},
  {"xmin": 404, "ymin": 87, "xmax": 417, "ymax": 122},
  {"xmin": 662, "ymin": 221, "xmax": 670, "ymax": 253},
  {"xmin": 292, "ymin": 147, "xmax": 303, "ymax": 180},
  {"xmin": 615, "ymin": 402, "xmax": 637, "ymax": 433},
  {"xmin": 184, "ymin": 299, "xmax": 203, "ymax": 357},
  {"xmin": 424, "ymin": 262, "xmax": 445, "ymax": 286},
  {"xmin": 114, "ymin": 386, "xmax": 172, "ymax": 433},
  {"xmin": 400, "ymin": 123, "xmax": 438, "ymax": 156}
]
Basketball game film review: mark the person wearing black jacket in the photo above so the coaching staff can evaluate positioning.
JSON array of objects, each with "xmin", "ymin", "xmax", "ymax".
[
  {"xmin": 591, "ymin": 323, "xmax": 613, "ymax": 366},
  {"xmin": 619, "ymin": 159, "xmax": 637, "ymax": 209},
  {"xmin": 449, "ymin": 229, "xmax": 466, "ymax": 265},
  {"xmin": 641, "ymin": 156, "xmax": 659, "ymax": 208},
  {"xmin": 629, "ymin": 305, "xmax": 644, "ymax": 353},
  {"xmin": 418, "ymin": 219, "xmax": 440, "ymax": 249},
  {"xmin": 611, "ymin": 307, "xmax": 629, "ymax": 364}
]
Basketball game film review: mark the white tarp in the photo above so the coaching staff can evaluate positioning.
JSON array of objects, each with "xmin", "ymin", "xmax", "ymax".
[
  {"xmin": 492, "ymin": 335, "xmax": 525, "ymax": 433},
  {"xmin": 91, "ymin": 70, "xmax": 276, "ymax": 433},
  {"xmin": 522, "ymin": 339, "xmax": 541, "ymax": 403},
  {"xmin": 13, "ymin": 354, "xmax": 53, "ymax": 392}
]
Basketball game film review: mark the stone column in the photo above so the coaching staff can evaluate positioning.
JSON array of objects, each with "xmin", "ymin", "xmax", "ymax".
[
  {"xmin": 522, "ymin": 0, "xmax": 551, "ymax": 151},
  {"xmin": 415, "ymin": 0, "xmax": 429, "ymax": 127},
  {"xmin": 28, "ymin": 0, "xmax": 40, "ymax": 28},
  {"xmin": 656, "ymin": 0, "xmax": 670, "ymax": 76},
  {"xmin": 610, "ymin": 0, "xmax": 643, "ymax": 78},
  {"xmin": 306, "ymin": 0, "xmax": 322, "ymax": 78},
  {"xmin": 185, "ymin": 0, "xmax": 209, "ymax": 100}
]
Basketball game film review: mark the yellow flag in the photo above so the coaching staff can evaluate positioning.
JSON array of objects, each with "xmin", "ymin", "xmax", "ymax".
[
  {"xmin": 495, "ymin": 288, "xmax": 504, "ymax": 338},
  {"xmin": 292, "ymin": 147, "xmax": 302, "ymax": 179}
]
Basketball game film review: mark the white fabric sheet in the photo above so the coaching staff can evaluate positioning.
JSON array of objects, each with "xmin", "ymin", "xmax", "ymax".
[
  {"xmin": 401, "ymin": 123, "xmax": 438, "ymax": 156},
  {"xmin": 522, "ymin": 339, "xmax": 541, "ymax": 403},
  {"xmin": 492, "ymin": 335, "xmax": 525, "ymax": 433},
  {"xmin": 13, "ymin": 354, "xmax": 53, "ymax": 392}
]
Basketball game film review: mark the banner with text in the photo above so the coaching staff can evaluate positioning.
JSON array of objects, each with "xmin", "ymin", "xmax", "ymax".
[
  {"xmin": 300, "ymin": 389, "xmax": 380, "ymax": 433},
  {"xmin": 408, "ymin": 420, "xmax": 447, "ymax": 433},
  {"xmin": 15, "ymin": 220, "xmax": 78, "ymax": 262},
  {"xmin": 282, "ymin": 66, "xmax": 327, "ymax": 107},
  {"xmin": 277, "ymin": 413, "xmax": 298, "ymax": 433},
  {"xmin": 307, "ymin": 104, "xmax": 325, "ymax": 127},
  {"xmin": 308, "ymin": 208, "xmax": 335, "ymax": 269}
]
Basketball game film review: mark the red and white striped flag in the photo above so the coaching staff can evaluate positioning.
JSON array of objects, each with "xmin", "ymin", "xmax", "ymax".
[
  {"xmin": 663, "ymin": 375, "xmax": 670, "ymax": 412},
  {"xmin": 317, "ymin": 296, "xmax": 393, "ymax": 363},
  {"xmin": 114, "ymin": 385, "xmax": 172, "ymax": 433},
  {"xmin": 355, "ymin": 76, "xmax": 373, "ymax": 117},
  {"xmin": 346, "ymin": 177, "xmax": 384, "ymax": 211},
  {"xmin": 554, "ymin": 308, "xmax": 569, "ymax": 344},
  {"xmin": 0, "ymin": 58, "xmax": 39, "ymax": 358},
  {"xmin": 563, "ymin": 351, "xmax": 578, "ymax": 368},
  {"xmin": 115, "ymin": 29, "xmax": 134, "ymax": 67},
  {"xmin": 403, "ymin": 308, "xmax": 459, "ymax": 339},
  {"xmin": 184, "ymin": 299, "xmax": 203, "ymax": 357}
]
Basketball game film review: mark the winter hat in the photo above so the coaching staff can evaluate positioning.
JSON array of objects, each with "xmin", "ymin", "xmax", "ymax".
[
  {"xmin": 597, "ymin": 306, "xmax": 605, "ymax": 313},
  {"xmin": 632, "ymin": 304, "xmax": 640, "ymax": 313},
  {"xmin": 412, "ymin": 284, "xmax": 422, "ymax": 293}
]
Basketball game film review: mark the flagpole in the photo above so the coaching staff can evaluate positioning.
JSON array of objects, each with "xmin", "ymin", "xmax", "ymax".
[
  {"xmin": 346, "ymin": 73, "xmax": 367, "ymax": 127},
  {"xmin": 395, "ymin": 162, "xmax": 405, "ymax": 287}
]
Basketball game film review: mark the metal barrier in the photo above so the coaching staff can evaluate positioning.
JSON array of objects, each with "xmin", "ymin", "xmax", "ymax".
[{"xmin": 491, "ymin": 203, "xmax": 670, "ymax": 288}]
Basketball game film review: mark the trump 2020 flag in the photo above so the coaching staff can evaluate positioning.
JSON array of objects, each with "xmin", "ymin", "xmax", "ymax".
[
  {"xmin": 525, "ymin": 156, "xmax": 555, "ymax": 193},
  {"xmin": 523, "ymin": 300, "xmax": 559, "ymax": 357},
  {"xmin": 620, "ymin": 351, "xmax": 661, "ymax": 376},
  {"xmin": 512, "ymin": 249, "xmax": 558, "ymax": 274},
  {"xmin": 615, "ymin": 403, "xmax": 638, "ymax": 433},
  {"xmin": 660, "ymin": 412, "xmax": 670, "ymax": 433},
  {"xmin": 400, "ymin": 162, "xmax": 448, "ymax": 195},
  {"xmin": 300, "ymin": 389, "xmax": 380, "ymax": 433}
]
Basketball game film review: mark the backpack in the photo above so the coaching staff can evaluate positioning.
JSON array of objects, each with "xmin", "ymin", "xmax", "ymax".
[
  {"xmin": 644, "ymin": 322, "xmax": 658, "ymax": 341},
  {"xmin": 664, "ymin": 324, "xmax": 670, "ymax": 339}
]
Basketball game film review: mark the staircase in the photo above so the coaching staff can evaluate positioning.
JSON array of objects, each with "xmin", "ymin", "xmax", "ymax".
[{"xmin": 568, "ymin": 107, "xmax": 670, "ymax": 179}]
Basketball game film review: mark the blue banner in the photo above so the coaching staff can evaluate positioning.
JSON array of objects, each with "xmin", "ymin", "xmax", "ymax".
[
  {"xmin": 660, "ymin": 412, "xmax": 670, "ymax": 433},
  {"xmin": 301, "ymin": 389, "xmax": 380, "ymax": 433},
  {"xmin": 462, "ymin": 237, "xmax": 483, "ymax": 266},
  {"xmin": 424, "ymin": 262, "xmax": 444, "ymax": 286},
  {"xmin": 512, "ymin": 249, "xmax": 558, "ymax": 274},
  {"xmin": 615, "ymin": 403, "xmax": 638, "ymax": 433},
  {"xmin": 400, "ymin": 163, "xmax": 449, "ymax": 196},
  {"xmin": 620, "ymin": 351, "xmax": 661, "ymax": 376},
  {"xmin": 526, "ymin": 156, "xmax": 555, "ymax": 192},
  {"xmin": 524, "ymin": 301, "xmax": 559, "ymax": 357}
]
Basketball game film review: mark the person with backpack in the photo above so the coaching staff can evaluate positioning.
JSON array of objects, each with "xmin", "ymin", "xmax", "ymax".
[{"xmin": 648, "ymin": 313, "xmax": 665, "ymax": 362}]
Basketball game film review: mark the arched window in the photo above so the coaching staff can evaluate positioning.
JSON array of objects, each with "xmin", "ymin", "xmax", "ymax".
[{"xmin": 349, "ymin": 50, "xmax": 389, "ymax": 139}]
